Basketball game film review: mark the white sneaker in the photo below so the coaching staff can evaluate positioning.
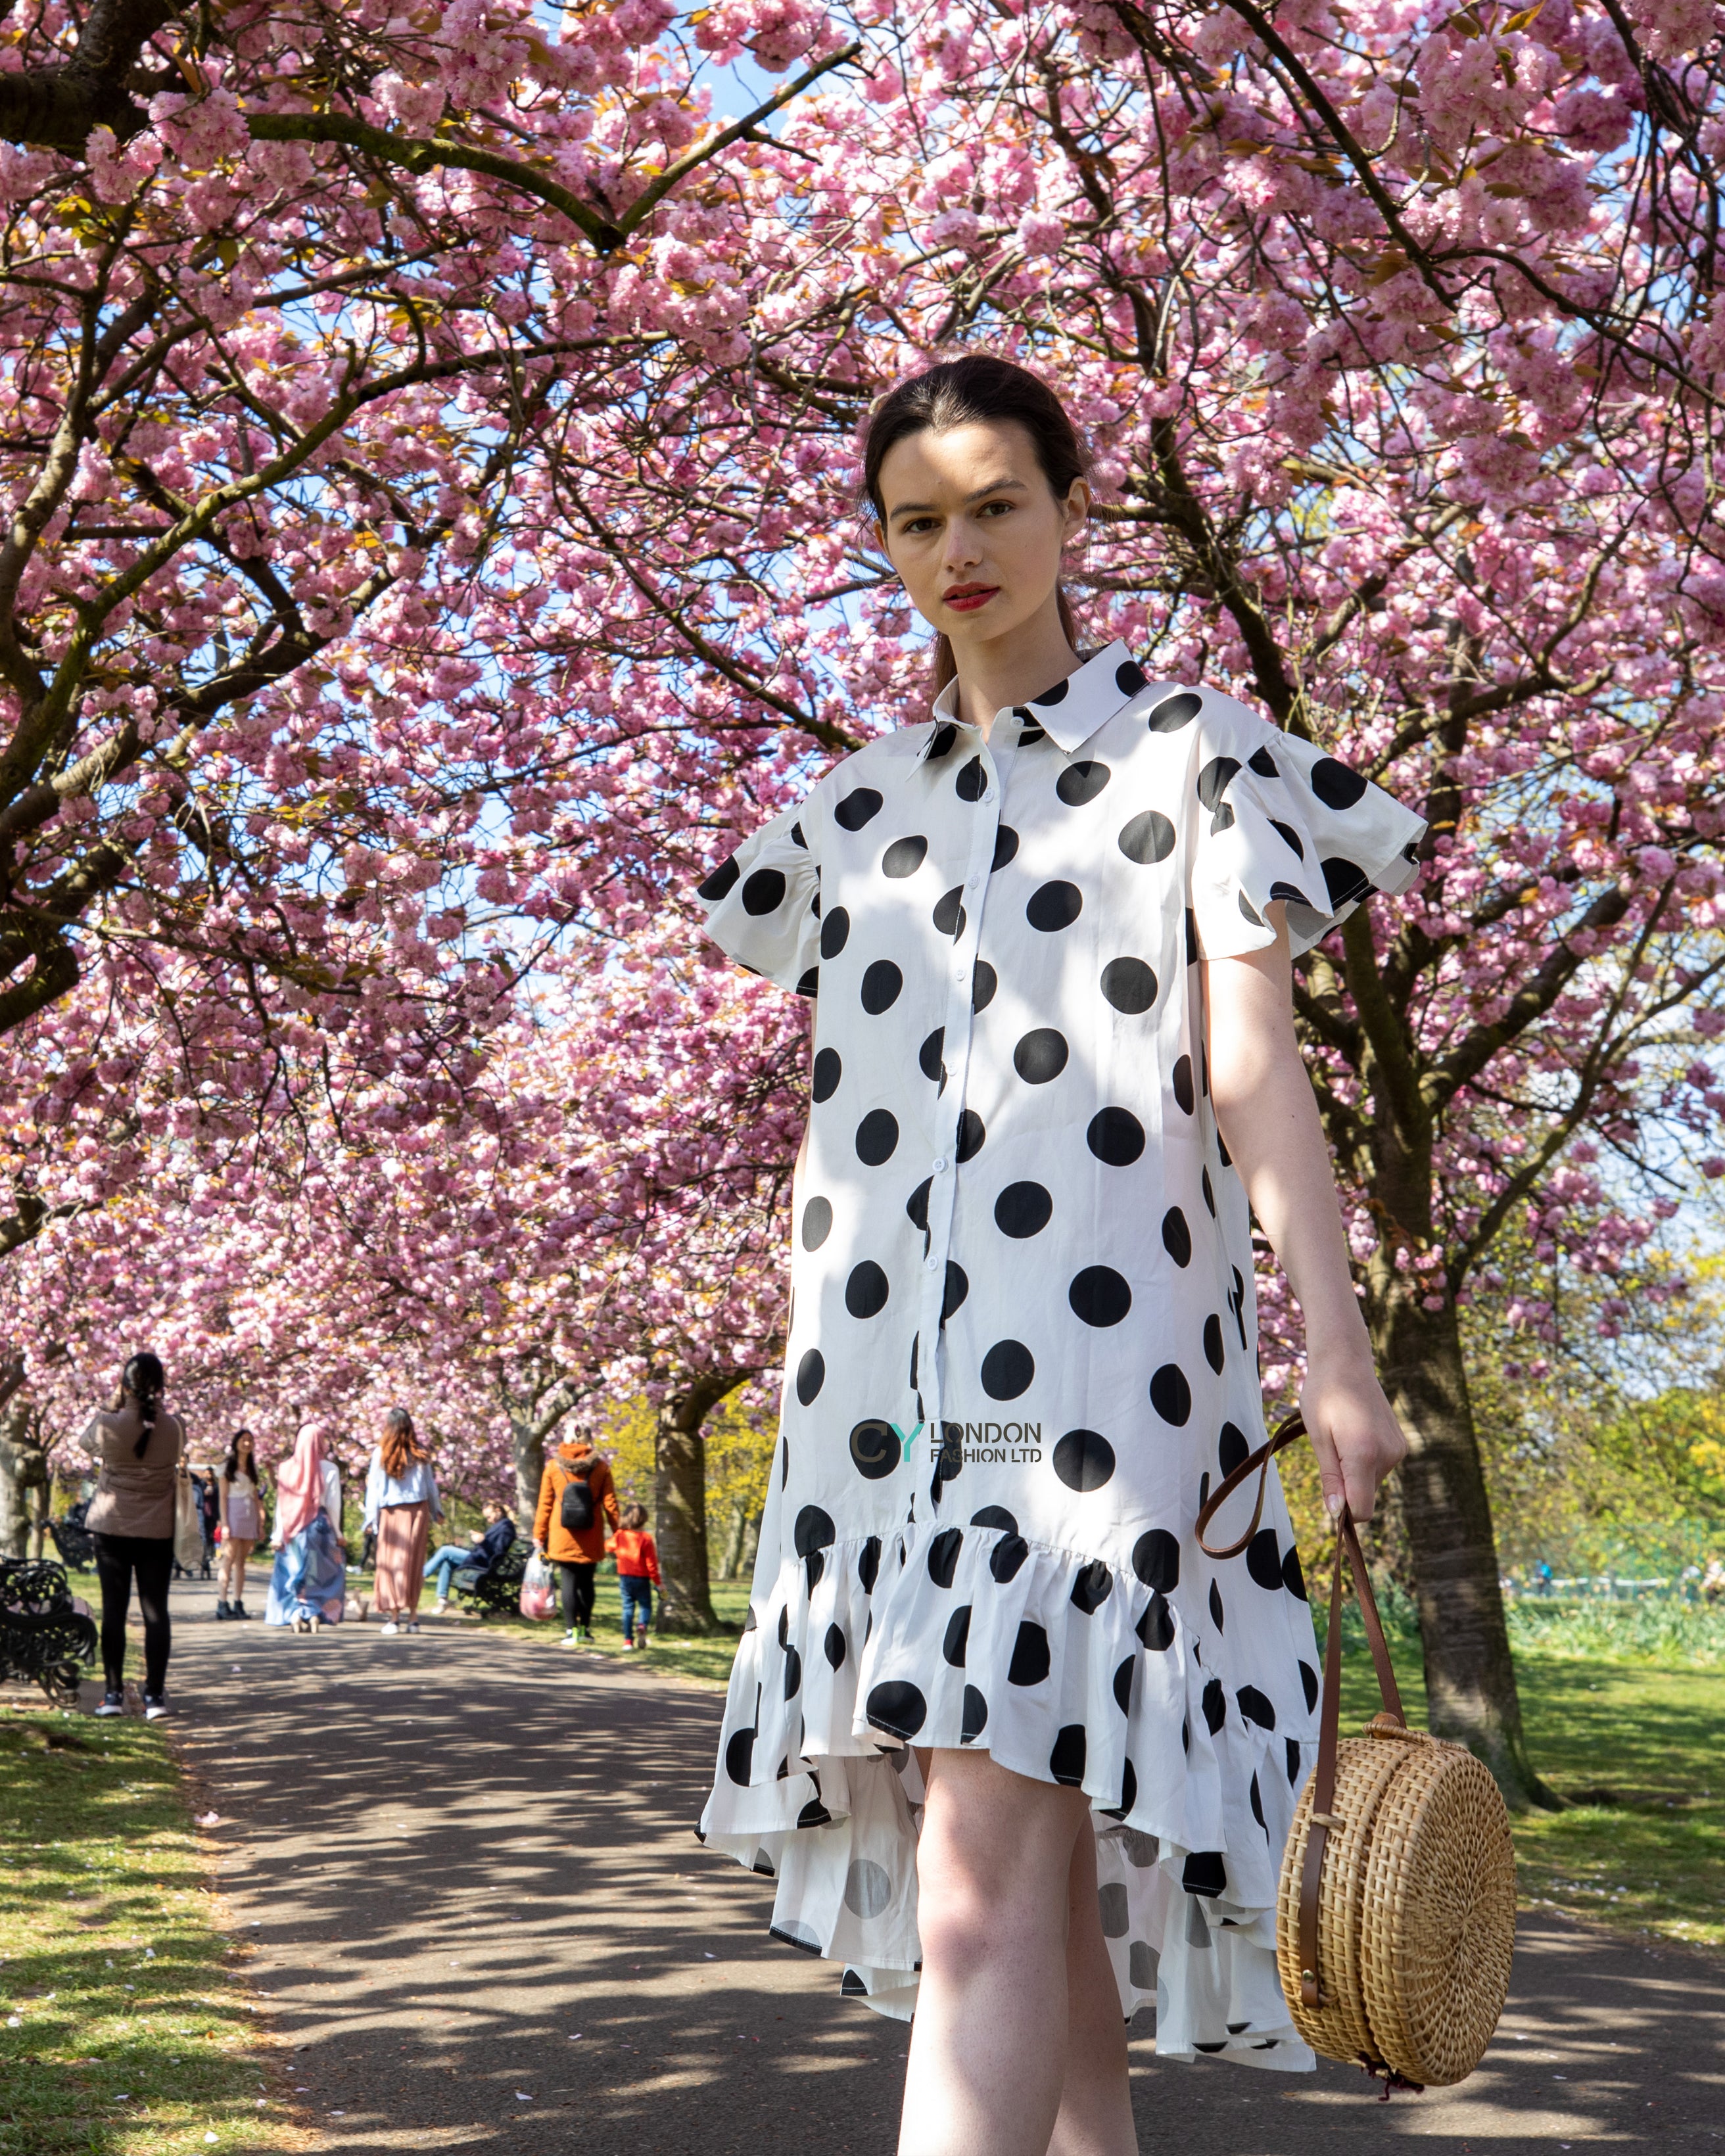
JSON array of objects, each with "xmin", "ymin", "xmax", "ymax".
[
  {"xmin": 558, "ymin": 1630, "xmax": 578, "ymax": 1647},
  {"xmin": 95, "ymin": 1693, "xmax": 126, "ymax": 1717},
  {"xmin": 434, "ymin": 1598, "xmax": 449, "ymax": 1613},
  {"xmin": 403, "ymin": 1620, "xmax": 419, "ymax": 1635},
  {"xmin": 379, "ymin": 1620, "xmax": 400, "ymax": 1637},
  {"xmin": 143, "ymin": 1695, "xmax": 169, "ymax": 1721}
]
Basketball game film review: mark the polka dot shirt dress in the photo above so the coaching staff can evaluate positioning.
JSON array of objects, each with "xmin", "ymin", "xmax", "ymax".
[{"xmin": 693, "ymin": 642, "xmax": 1425, "ymax": 2069}]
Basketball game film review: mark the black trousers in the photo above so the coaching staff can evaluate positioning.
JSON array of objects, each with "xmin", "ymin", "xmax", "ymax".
[
  {"xmin": 91, "ymin": 1533, "xmax": 174, "ymax": 1696},
  {"xmin": 557, "ymin": 1560, "xmax": 595, "ymax": 1633}
]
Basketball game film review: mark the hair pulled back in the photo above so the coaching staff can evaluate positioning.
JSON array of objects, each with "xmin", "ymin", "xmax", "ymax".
[
  {"xmin": 862, "ymin": 354, "xmax": 1092, "ymax": 693},
  {"xmin": 119, "ymin": 1351, "xmax": 166, "ymax": 1459},
  {"xmin": 380, "ymin": 1405, "xmax": 425, "ymax": 1480}
]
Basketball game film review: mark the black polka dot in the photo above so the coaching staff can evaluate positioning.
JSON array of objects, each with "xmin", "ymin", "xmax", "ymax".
[
  {"xmin": 1240, "ymin": 889, "xmax": 1264, "ymax": 926},
  {"xmin": 989, "ymin": 1534, "xmax": 1029, "ymax": 1582},
  {"xmin": 1056, "ymin": 759, "xmax": 1111, "ymax": 807},
  {"xmin": 943, "ymin": 1605, "xmax": 971, "ymax": 1666},
  {"xmin": 1137, "ymin": 1593, "xmax": 1175, "ymax": 1651},
  {"xmin": 1298, "ymin": 1660, "xmax": 1319, "ymax": 1714},
  {"xmin": 926, "ymin": 721, "xmax": 957, "ymax": 760},
  {"xmin": 790, "ymin": 822, "xmax": 807, "ymax": 849},
  {"xmin": 1049, "ymin": 1725, "xmax": 1087, "ymax": 1785},
  {"xmin": 1286, "ymin": 1739, "xmax": 1302, "ymax": 1785},
  {"xmin": 926, "ymin": 1527, "xmax": 963, "ymax": 1589},
  {"xmin": 1208, "ymin": 1580, "xmax": 1225, "ymax": 1633},
  {"xmin": 784, "ymin": 1644, "xmax": 802, "ymax": 1700},
  {"xmin": 812, "ymin": 1047, "xmax": 841, "ymax": 1102},
  {"xmin": 1269, "ymin": 880, "xmax": 1311, "ymax": 908},
  {"xmin": 1162, "ymin": 1206, "xmax": 1192, "ymax": 1267},
  {"xmin": 918, "ymin": 1027, "xmax": 944, "ymax": 1081},
  {"xmin": 1017, "ymin": 720, "xmax": 1045, "ymax": 745},
  {"xmin": 801, "ymin": 1196, "xmax": 833, "ymax": 1251},
  {"xmin": 993, "ymin": 1181, "xmax": 1052, "ymax": 1240},
  {"xmin": 779, "ymin": 1439, "xmax": 788, "ymax": 1489},
  {"xmin": 1112, "ymin": 1656, "xmax": 1135, "ymax": 1714},
  {"xmin": 855, "ymin": 1110, "xmax": 898, "ymax": 1165},
  {"xmin": 972, "ymin": 1505, "xmax": 1018, "ymax": 1533},
  {"xmin": 1321, "ymin": 855, "xmax": 1373, "ymax": 906},
  {"xmin": 932, "ymin": 885, "xmax": 966, "ymax": 938},
  {"xmin": 1185, "ymin": 907, "xmax": 1199, "ymax": 966},
  {"xmin": 1171, "ymin": 1055, "xmax": 1195, "ymax": 1115},
  {"xmin": 1070, "ymin": 1266, "xmax": 1132, "ymax": 1327},
  {"xmin": 1218, "ymin": 1422, "xmax": 1251, "ymax": 1477},
  {"xmin": 1269, "ymin": 818, "xmax": 1305, "ymax": 859},
  {"xmin": 961, "ymin": 1685, "xmax": 988, "ymax": 1741},
  {"xmin": 1246, "ymin": 1529, "xmax": 1282, "ymax": 1593},
  {"xmin": 1100, "ymin": 957, "xmax": 1157, "ymax": 1014},
  {"xmin": 1030, "ymin": 676, "xmax": 1069, "ymax": 706},
  {"xmin": 1283, "ymin": 1546, "xmax": 1308, "ymax": 1601},
  {"xmin": 742, "ymin": 867, "xmax": 786, "ymax": 914},
  {"xmin": 955, "ymin": 756, "xmax": 987, "ymax": 802},
  {"xmin": 819, "ymin": 906, "xmax": 849, "ymax": 959},
  {"xmin": 1250, "ymin": 1772, "xmax": 1265, "ymax": 1829},
  {"xmin": 882, "ymin": 834, "xmax": 927, "ymax": 878},
  {"xmin": 857, "ymin": 1537, "xmax": 882, "ymax": 1592},
  {"xmin": 794, "ymin": 1505, "xmax": 836, "ymax": 1558},
  {"xmin": 697, "ymin": 855, "xmax": 740, "ymax": 901},
  {"xmin": 991, "ymin": 824, "xmax": 1019, "ymax": 871},
  {"xmin": 845, "ymin": 1261, "xmax": 888, "ymax": 1317},
  {"xmin": 1238, "ymin": 1685, "xmax": 1277, "ymax": 1731},
  {"xmin": 835, "ymin": 787, "xmax": 884, "ymax": 830},
  {"xmin": 1132, "ymin": 1528, "xmax": 1180, "ymax": 1593},
  {"xmin": 1070, "ymin": 1560, "xmax": 1114, "ymax": 1614},
  {"xmin": 1052, "ymin": 1428, "xmax": 1116, "ymax": 1492},
  {"xmin": 849, "ymin": 1421, "xmax": 898, "ymax": 1479},
  {"xmin": 1202, "ymin": 1678, "xmax": 1226, "ymax": 1734},
  {"xmin": 1149, "ymin": 1364, "xmax": 1191, "ymax": 1425},
  {"xmin": 1196, "ymin": 756, "xmax": 1239, "ymax": 818},
  {"xmin": 795, "ymin": 966, "xmax": 818, "ymax": 998},
  {"xmin": 724, "ymin": 1725, "xmax": 755, "ymax": 1783},
  {"xmin": 971, "ymin": 961, "xmax": 997, "ymax": 1012},
  {"xmin": 795, "ymin": 1349, "xmax": 824, "ymax": 1405},
  {"xmin": 1201, "ymin": 1167, "xmax": 1216, "ymax": 1215},
  {"xmin": 955, "ymin": 1109, "xmax": 987, "ymax": 1162},
  {"xmin": 1087, "ymin": 1106, "xmax": 1145, "ymax": 1166},
  {"xmin": 1027, "ymin": 879, "xmax": 1082, "ymax": 931},
  {"xmin": 1247, "ymin": 744, "xmax": 1278, "ymax": 779},
  {"xmin": 980, "ymin": 1339, "xmax": 1033, "ymax": 1399},
  {"xmin": 1310, "ymin": 756, "xmax": 1367, "ymax": 810},
  {"xmin": 1008, "ymin": 1621, "xmax": 1051, "ymax": 1686},
  {"xmin": 1013, "ymin": 1027, "xmax": 1068, "ymax": 1083},
  {"xmin": 1118, "ymin": 808, "xmax": 1175, "ymax": 864},
  {"xmin": 1116, "ymin": 659, "xmax": 1149, "ymax": 698},
  {"xmin": 905, "ymin": 1178, "xmax": 930, "ymax": 1233},
  {"xmin": 1147, "ymin": 690, "xmax": 1202, "ymax": 733},
  {"xmin": 1203, "ymin": 1313, "xmax": 1225, "ymax": 1372},
  {"xmin": 825, "ymin": 1624, "xmax": 847, "ymax": 1670},
  {"xmin": 860, "ymin": 960, "xmax": 901, "ymax": 1013},
  {"xmin": 866, "ymin": 1680, "xmax": 926, "ymax": 1737},
  {"xmin": 941, "ymin": 1261, "xmax": 968, "ymax": 1321}
]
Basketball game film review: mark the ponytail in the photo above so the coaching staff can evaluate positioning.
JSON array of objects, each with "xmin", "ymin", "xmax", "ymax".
[{"xmin": 123, "ymin": 1351, "xmax": 167, "ymax": 1459}]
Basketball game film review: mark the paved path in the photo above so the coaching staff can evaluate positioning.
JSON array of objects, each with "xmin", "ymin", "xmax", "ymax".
[{"xmin": 151, "ymin": 1579, "xmax": 1723, "ymax": 2153}]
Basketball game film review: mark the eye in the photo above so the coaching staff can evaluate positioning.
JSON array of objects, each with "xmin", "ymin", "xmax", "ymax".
[
  {"xmin": 897, "ymin": 515, "xmax": 939, "ymax": 535},
  {"xmin": 978, "ymin": 498, "xmax": 1015, "ymax": 518}
]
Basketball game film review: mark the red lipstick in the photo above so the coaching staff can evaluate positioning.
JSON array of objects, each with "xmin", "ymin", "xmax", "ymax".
[{"xmin": 943, "ymin": 582, "xmax": 999, "ymax": 613}]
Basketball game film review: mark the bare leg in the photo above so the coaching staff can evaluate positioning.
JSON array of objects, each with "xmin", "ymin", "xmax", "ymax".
[
  {"xmin": 899, "ymin": 1748, "xmax": 1088, "ymax": 2156},
  {"xmin": 1049, "ymin": 1819, "xmax": 1138, "ymax": 2156}
]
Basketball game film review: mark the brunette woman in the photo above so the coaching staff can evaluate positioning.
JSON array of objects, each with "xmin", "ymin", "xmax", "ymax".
[
  {"xmin": 215, "ymin": 1428, "xmax": 264, "ymax": 1620},
  {"xmin": 363, "ymin": 1408, "xmax": 442, "ymax": 1635},
  {"xmin": 81, "ymin": 1352, "xmax": 185, "ymax": 1720},
  {"xmin": 691, "ymin": 356, "xmax": 1421, "ymax": 2153}
]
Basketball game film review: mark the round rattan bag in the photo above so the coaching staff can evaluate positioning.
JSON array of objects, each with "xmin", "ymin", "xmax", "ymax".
[{"xmin": 1198, "ymin": 1417, "xmax": 1517, "ymax": 2092}]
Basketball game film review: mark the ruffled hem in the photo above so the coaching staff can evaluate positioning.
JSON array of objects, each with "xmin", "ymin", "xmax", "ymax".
[{"xmin": 697, "ymin": 1517, "xmax": 1317, "ymax": 2066}]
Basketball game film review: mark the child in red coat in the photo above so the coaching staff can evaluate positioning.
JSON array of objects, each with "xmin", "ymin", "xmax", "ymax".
[{"xmin": 607, "ymin": 1503, "xmax": 661, "ymax": 1647}]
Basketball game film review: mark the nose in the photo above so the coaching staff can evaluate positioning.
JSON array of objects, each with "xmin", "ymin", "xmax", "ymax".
[{"xmin": 941, "ymin": 513, "xmax": 983, "ymax": 577}]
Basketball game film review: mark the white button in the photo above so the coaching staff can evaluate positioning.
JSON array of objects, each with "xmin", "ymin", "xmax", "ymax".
[
  {"xmin": 925, "ymin": 1256, "xmax": 940, "ymax": 1273},
  {"xmin": 932, "ymin": 1158, "xmax": 947, "ymax": 1173},
  {"xmin": 953, "ymin": 964, "xmax": 966, "ymax": 981}
]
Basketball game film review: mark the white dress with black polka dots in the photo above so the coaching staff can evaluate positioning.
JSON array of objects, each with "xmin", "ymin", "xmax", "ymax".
[{"xmin": 693, "ymin": 643, "xmax": 1425, "ymax": 2069}]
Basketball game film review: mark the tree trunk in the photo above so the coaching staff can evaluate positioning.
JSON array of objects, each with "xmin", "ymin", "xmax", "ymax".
[
  {"xmin": 719, "ymin": 1503, "xmax": 749, "ymax": 1580},
  {"xmin": 1372, "ymin": 1284, "xmax": 1557, "ymax": 1809},
  {"xmin": 0, "ymin": 1402, "xmax": 46, "ymax": 1559},
  {"xmin": 510, "ymin": 1413, "xmax": 548, "ymax": 1525},
  {"xmin": 654, "ymin": 1371, "xmax": 748, "ymax": 1633}
]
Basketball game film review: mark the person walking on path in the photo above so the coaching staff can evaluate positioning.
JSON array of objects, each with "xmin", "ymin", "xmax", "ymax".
[
  {"xmin": 266, "ymin": 1423, "xmax": 347, "ymax": 1632},
  {"xmin": 425, "ymin": 1500, "xmax": 515, "ymax": 1610},
  {"xmin": 364, "ymin": 1409, "xmax": 442, "ymax": 1634},
  {"xmin": 607, "ymin": 1504, "xmax": 661, "ymax": 1648},
  {"xmin": 690, "ymin": 356, "xmax": 1419, "ymax": 2155},
  {"xmin": 532, "ymin": 1436, "xmax": 618, "ymax": 1646},
  {"xmin": 215, "ymin": 1428, "xmax": 264, "ymax": 1620},
  {"xmin": 82, "ymin": 1351, "xmax": 185, "ymax": 1720}
]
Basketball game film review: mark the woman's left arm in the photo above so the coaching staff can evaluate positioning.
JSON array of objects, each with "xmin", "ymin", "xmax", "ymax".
[{"xmin": 1204, "ymin": 912, "xmax": 1407, "ymax": 1522}]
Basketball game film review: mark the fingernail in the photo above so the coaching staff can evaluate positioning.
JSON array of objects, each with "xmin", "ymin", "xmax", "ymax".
[{"xmin": 1325, "ymin": 1493, "xmax": 1344, "ymax": 1518}]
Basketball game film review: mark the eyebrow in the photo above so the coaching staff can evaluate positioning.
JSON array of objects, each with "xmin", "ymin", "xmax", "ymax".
[{"xmin": 887, "ymin": 477, "xmax": 1030, "ymax": 519}]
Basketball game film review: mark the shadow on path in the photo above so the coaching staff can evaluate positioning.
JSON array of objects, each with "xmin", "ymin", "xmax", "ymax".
[{"xmin": 161, "ymin": 1580, "xmax": 1724, "ymax": 2153}]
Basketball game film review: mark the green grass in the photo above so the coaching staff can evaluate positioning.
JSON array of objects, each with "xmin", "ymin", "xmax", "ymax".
[
  {"xmin": 1505, "ymin": 1595, "xmax": 1725, "ymax": 1666},
  {"xmin": 1323, "ymin": 1611, "xmax": 1725, "ymax": 1957},
  {"xmin": 0, "ymin": 1705, "xmax": 298, "ymax": 2156}
]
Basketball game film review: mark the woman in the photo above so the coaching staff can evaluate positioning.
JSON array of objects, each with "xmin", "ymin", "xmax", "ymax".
[
  {"xmin": 692, "ymin": 357, "xmax": 1420, "ymax": 2153},
  {"xmin": 81, "ymin": 1352, "xmax": 185, "ymax": 1720},
  {"xmin": 266, "ymin": 1422, "xmax": 347, "ymax": 1632},
  {"xmin": 364, "ymin": 1408, "xmax": 442, "ymax": 1635},
  {"xmin": 215, "ymin": 1428, "xmax": 264, "ymax": 1620},
  {"xmin": 532, "ymin": 1433, "xmax": 619, "ymax": 1646}
]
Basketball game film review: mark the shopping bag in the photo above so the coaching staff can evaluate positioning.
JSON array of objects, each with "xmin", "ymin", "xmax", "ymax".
[
  {"xmin": 519, "ymin": 1550, "xmax": 558, "ymax": 1621},
  {"xmin": 174, "ymin": 1469, "xmax": 204, "ymax": 1572}
]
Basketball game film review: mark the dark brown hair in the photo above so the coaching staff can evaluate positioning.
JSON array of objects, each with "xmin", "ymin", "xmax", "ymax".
[
  {"xmin": 380, "ymin": 1405, "xmax": 426, "ymax": 1480},
  {"xmin": 222, "ymin": 1428, "xmax": 256, "ymax": 1484},
  {"xmin": 116, "ymin": 1351, "xmax": 166, "ymax": 1459},
  {"xmin": 861, "ymin": 354, "xmax": 1091, "ymax": 693},
  {"xmin": 621, "ymin": 1501, "xmax": 648, "ymax": 1532}
]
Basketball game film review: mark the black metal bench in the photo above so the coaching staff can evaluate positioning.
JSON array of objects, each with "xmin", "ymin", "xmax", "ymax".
[
  {"xmin": 48, "ymin": 1501, "xmax": 95, "ymax": 1572},
  {"xmin": 452, "ymin": 1542, "xmax": 529, "ymax": 1618},
  {"xmin": 0, "ymin": 1558, "xmax": 97, "ymax": 1704}
]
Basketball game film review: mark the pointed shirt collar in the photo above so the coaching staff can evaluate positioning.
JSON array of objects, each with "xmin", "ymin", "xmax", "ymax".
[{"xmin": 918, "ymin": 640, "xmax": 1152, "ymax": 759}]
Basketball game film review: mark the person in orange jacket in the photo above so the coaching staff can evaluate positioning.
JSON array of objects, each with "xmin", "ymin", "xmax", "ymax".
[
  {"xmin": 532, "ymin": 1437, "xmax": 619, "ymax": 1645},
  {"xmin": 606, "ymin": 1503, "xmax": 662, "ymax": 1648}
]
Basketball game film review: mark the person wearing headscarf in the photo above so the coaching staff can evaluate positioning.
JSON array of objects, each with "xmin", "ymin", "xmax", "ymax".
[
  {"xmin": 363, "ymin": 1407, "xmax": 442, "ymax": 1634},
  {"xmin": 81, "ymin": 1351, "xmax": 185, "ymax": 1720},
  {"xmin": 264, "ymin": 1422, "xmax": 347, "ymax": 1633}
]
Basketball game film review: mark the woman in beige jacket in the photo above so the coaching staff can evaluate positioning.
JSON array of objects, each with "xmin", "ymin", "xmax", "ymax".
[{"xmin": 81, "ymin": 1352, "xmax": 185, "ymax": 1720}]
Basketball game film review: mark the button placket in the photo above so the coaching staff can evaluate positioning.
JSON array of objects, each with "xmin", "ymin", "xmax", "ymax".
[{"xmin": 916, "ymin": 736, "xmax": 1006, "ymax": 1440}]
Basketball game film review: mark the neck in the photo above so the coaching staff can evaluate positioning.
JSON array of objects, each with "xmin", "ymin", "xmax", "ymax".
[{"xmin": 949, "ymin": 593, "xmax": 1079, "ymax": 740}]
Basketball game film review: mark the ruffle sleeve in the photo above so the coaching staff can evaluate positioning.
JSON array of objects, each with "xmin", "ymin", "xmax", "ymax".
[
  {"xmin": 1188, "ymin": 699, "xmax": 1426, "ymax": 961},
  {"xmin": 692, "ymin": 799, "xmax": 822, "ymax": 995}
]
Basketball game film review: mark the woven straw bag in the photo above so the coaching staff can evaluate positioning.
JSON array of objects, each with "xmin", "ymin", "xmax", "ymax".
[{"xmin": 1196, "ymin": 1415, "xmax": 1517, "ymax": 2093}]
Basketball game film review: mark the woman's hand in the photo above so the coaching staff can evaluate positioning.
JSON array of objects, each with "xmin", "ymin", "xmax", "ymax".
[{"xmin": 1300, "ymin": 1355, "xmax": 1407, "ymax": 1524}]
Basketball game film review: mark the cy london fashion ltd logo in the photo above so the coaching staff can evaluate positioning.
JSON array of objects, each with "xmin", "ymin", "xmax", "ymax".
[{"xmin": 847, "ymin": 1418, "xmax": 1045, "ymax": 1476}]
